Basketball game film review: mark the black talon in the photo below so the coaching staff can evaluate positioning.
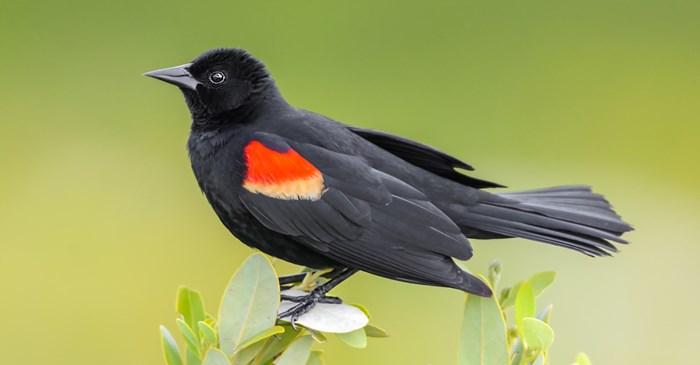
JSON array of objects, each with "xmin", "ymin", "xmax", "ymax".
[
  {"xmin": 318, "ymin": 295, "xmax": 341, "ymax": 304},
  {"xmin": 281, "ymin": 293, "xmax": 341, "ymax": 303},
  {"xmin": 279, "ymin": 299, "xmax": 317, "ymax": 328},
  {"xmin": 279, "ymin": 287, "xmax": 341, "ymax": 321},
  {"xmin": 280, "ymin": 294, "xmax": 307, "ymax": 302},
  {"xmin": 278, "ymin": 268, "xmax": 357, "ymax": 325}
]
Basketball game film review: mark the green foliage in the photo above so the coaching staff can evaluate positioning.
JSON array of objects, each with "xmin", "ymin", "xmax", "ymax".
[
  {"xmin": 335, "ymin": 328, "xmax": 367, "ymax": 349},
  {"xmin": 459, "ymin": 262, "xmax": 592, "ymax": 365},
  {"xmin": 159, "ymin": 253, "xmax": 385, "ymax": 365},
  {"xmin": 306, "ymin": 351, "xmax": 325, "ymax": 365},
  {"xmin": 572, "ymin": 353, "xmax": 592, "ymax": 365},
  {"xmin": 202, "ymin": 349, "xmax": 230, "ymax": 365},
  {"xmin": 458, "ymin": 276, "xmax": 509, "ymax": 365},
  {"xmin": 198, "ymin": 322, "xmax": 218, "ymax": 348},
  {"xmin": 161, "ymin": 254, "xmax": 597, "ymax": 365},
  {"xmin": 514, "ymin": 282, "xmax": 535, "ymax": 337},
  {"xmin": 363, "ymin": 325, "xmax": 389, "ymax": 338},
  {"xmin": 235, "ymin": 326, "xmax": 286, "ymax": 354},
  {"xmin": 177, "ymin": 287, "xmax": 207, "ymax": 331},
  {"xmin": 275, "ymin": 336, "xmax": 314, "ymax": 365},
  {"xmin": 528, "ymin": 272, "xmax": 556, "ymax": 297},
  {"xmin": 218, "ymin": 254, "xmax": 280, "ymax": 356},
  {"xmin": 521, "ymin": 318, "xmax": 554, "ymax": 353},
  {"xmin": 160, "ymin": 325, "xmax": 184, "ymax": 365}
]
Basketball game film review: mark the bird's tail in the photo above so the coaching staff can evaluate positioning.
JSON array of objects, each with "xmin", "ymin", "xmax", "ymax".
[{"xmin": 457, "ymin": 185, "xmax": 633, "ymax": 256}]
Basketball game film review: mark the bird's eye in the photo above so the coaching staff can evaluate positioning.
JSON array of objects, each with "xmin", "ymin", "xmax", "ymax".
[{"xmin": 209, "ymin": 71, "xmax": 226, "ymax": 84}]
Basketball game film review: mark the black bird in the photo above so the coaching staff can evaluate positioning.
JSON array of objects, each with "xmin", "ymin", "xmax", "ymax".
[{"xmin": 145, "ymin": 48, "xmax": 632, "ymax": 321}]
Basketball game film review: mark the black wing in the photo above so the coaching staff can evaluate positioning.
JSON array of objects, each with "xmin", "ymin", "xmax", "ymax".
[
  {"xmin": 348, "ymin": 126, "xmax": 504, "ymax": 189},
  {"xmin": 237, "ymin": 132, "xmax": 491, "ymax": 295}
]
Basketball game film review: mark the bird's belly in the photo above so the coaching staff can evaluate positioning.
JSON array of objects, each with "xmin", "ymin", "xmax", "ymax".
[{"xmin": 207, "ymin": 192, "xmax": 338, "ymax": 269}]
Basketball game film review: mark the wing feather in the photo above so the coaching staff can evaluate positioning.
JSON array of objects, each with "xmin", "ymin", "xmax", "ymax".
[
  {"xmin": 238, "ymin": 132, "xmax": 482, "ymax": 291},
  {"xmin": 348, "ymin": 126, "xmax": 504, "ymax": 189}
]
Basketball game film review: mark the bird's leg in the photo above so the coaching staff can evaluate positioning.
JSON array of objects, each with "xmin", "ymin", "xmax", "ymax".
[
  {"xmin": 278, "ymin": 268, "xmax": 358, "ymax": 326},
  {"xmin": 279, "ymin": 268, "xmax": 341, "ymax": 295},
  {"xmin": 278, "ymin": 273, "xmax": 308, "ymax": 286}
]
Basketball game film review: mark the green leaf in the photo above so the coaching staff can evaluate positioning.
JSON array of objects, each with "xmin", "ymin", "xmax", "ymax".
[
  {"xmin": 234, "ymin": 326, "xmax": 285, "ymax": 354},
  {"xmin": 176, "ymin": 319, "xmax": 201, "ymax": 356},
  {"xmin": 233, "ymin": 343, "xmax": 265, "ymax": 365},
  {"xmin": 498, "ymin": 287, "xmax": 511, "ymax": 306},
  {"xmin": 458, "ymin": 277, "xmax": 509, "ymax": 365},
  {"xmin": 501, "ymin": 282, "xmax": 521, "ymax": 309},
  {"xmin": 177, "ymin": 287, "xmax": 207, "ymax": 332},
  {"xmin": 364, "ymin": 324, "xmax": 389, "ymax": 338},
  {"xmin": 160, "ymin": 325, "xmax": 183, "ymax": 365},
  {"xmin": 533, "ymin": 354, "xmax": 545, "ymax": 365},
  {"xmin": 336, "ymin": 328, "xmax": 367, "ymax": 349},
  {"xmin": 522, "ymin": 318, "xmax": 554, "ymax": 352},
  {"xmin": 306, "ymin": 350, "xmax": 324, "ymax": 365},
  {"xmin": 511, "ymin": 304, "xmax": 552, "ymax": 365},
  {"xmin": 299, "ymin": 270, "xmax": 331, "ymax": 291},
  {"xmin": 528, "ymin": 272, "xmax": 556, "ymax": 297},
  {"xmin": 279, "ymin": 289, "xmax": 368, "ymax": 333},
  {"xmin": 202, "ymin": 349, "xmax": 231, "ymax": 365},
  {"xmin": 573, "ymin": 352, "xmax": 592, "ymax": 365},
  {"xmin": 218, "ymin": 253, "xmax": 280, "ymax": 356},
  {"xmin": 537, "ymin": 304, "xmax": 553, "ymax": 324},
  {"xmin": 187, "ymin": 349, "xmax": 203, "ymax": 365},
  {"xmin": 309, "ymin": 330, "xmax": 327, "ymax": 343},
  {"xmin": 198, "ymin": 321, "xmax": 218, "ymax": 347},
  {"xmin": 515, "ymin": 282, "xmax": 535, "ymax": 335},
  {"xmin": 510, "ymin": 341, "xmax": 523, "ymax": 365},
  {"xmin": 250, "ymin": 325, "xmax": 301, "ymax": 365},
  {"xmin": 351, "ymin": 303, "xmax": 371, "ymax": 319},
  {"xmin": 275, "ymin": 335, "xmax": 314, "ymax": 365}
]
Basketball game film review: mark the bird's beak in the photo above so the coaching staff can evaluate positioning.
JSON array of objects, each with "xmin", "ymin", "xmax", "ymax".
[{"xmin": 143, "ymin": 63, "xmax": 200, "ymax": 91}]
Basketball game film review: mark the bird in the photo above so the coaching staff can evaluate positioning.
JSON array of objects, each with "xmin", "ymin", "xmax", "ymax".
[{"xmin": 145, "ymin": 48, "xmax": 632, "ymax": 322}]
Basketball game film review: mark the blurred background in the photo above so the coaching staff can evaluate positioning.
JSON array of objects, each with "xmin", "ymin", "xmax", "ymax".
[{"xmin": 1, "ymin": 0, "xmax": 698, "ymax": 364}]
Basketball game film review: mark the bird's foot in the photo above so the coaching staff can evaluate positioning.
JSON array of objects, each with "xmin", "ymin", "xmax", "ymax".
[
  {"xmin": 281, "ymin": 293, "xmax": 341, "ymax": 304},
  {"xmin": 278, "ymin": 287, "xmax": 342, "ymax": 327}
]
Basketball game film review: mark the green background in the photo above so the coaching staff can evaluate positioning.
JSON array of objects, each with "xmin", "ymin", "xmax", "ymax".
[{"xmin": 1, "ymin": 0, "xmax": 698, "ymax": 364}]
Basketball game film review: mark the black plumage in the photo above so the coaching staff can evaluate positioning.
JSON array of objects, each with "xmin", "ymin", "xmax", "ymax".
[{"xmin": 145, "ymin": 48, "xmax": 633, "ymax": 301}]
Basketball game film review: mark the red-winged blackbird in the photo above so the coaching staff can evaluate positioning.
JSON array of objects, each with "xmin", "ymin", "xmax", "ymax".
[{"xmin": 146, "ymin": 48, "xmax": 632, "ymax": 321}]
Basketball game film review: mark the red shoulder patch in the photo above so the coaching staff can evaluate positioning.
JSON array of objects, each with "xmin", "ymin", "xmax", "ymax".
[{"xmin": 242, "ymin": 140, "xmax": 325, "ymax": 200}]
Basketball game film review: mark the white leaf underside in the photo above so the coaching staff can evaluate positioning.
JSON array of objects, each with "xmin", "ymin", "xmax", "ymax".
[{"xmin": 278, "ymin": 289, "xmax": 369, "ymax": 333}]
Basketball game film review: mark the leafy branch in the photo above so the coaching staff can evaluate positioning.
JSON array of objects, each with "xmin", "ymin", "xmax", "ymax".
[
  {"xmin": 159, "ymin": 254, "xmax": 386, "ymax": 365},
  {"xmin": 160, "ymin": 254, "xmax": 595, "ymax": 365},
  {"xmin": 459, "ymin": 261, "xmax": 593, "ymax": 365}
]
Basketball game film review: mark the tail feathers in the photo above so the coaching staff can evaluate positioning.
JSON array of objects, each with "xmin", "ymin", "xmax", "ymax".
[{"xmin": 460, "ymin": 186, "xmax": 633, "ymax": 256}]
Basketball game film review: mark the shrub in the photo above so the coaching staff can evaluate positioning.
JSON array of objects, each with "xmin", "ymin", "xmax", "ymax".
[{"xmin": 160, "ymin": 254, "xmax": 593, "ymax": 365}]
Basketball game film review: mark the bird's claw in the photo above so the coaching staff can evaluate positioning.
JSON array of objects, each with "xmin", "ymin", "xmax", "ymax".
[
  {"xmin": 278, "ymin": 288, "xmax": 343, "ymax": 328},
  {"xmin": 281, "ymin": 294, "xmax": 341, "ymax": 304}
]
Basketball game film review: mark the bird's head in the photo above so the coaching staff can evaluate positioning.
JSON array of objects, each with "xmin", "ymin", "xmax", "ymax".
[{"xmin": 145, "ymin": 48, "xmax": 277, "ymax": 125}]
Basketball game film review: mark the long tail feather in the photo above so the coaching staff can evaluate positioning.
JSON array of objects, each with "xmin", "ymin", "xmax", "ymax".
[{"xmin": 457, "ymin": 186, "xmax": 633, "ymax": 256}]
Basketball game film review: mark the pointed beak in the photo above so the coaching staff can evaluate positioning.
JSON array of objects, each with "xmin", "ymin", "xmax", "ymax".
[{"xmin": 144, "ymin": 63, "xmax": 200, "ymax": 91}]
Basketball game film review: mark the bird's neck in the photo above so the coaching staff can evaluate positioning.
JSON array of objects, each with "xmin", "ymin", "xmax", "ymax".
[{"xmin": 190, "ymin": 85, "xmax": 289, "ymax": 131}]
